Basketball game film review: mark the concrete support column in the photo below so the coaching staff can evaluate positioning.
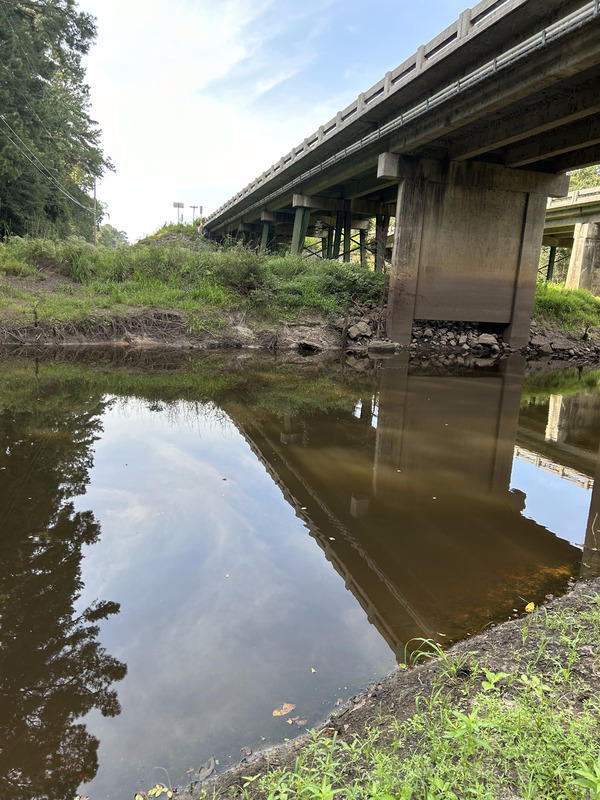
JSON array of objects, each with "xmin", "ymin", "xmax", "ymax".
[
  {"xmin": 290, "ymin": 207, "xmax": 311, "ymax": 256},
  {"xmin": 547, "ymin": 246, "xmax": 556, "ymax": 282},
  {"xmin": 260, "ymin": 222, "xmax": 270, "ymax": 254},
  {"xmin": 332, "ymin": 211, "xmax": 344, "ymax": 259},
  {"xmin": 565, "ymin": 222, "xmax": 600, "ymax": 293},
  {"xmin": 375, "ymin": 214, "xmax": 390, "ymax": 273},
  {"xmin": 343, "ymin": 209, "xmax": 352, "ymax": 262},
  {"xmin": 327, "ymin": 226, "xmax": 335, "ymax": 259},
  {"xmin": 360, "ymin": 228, "xmax": 367, "ymax": 267},
  {"xmin": 378, "ymin": 155, "xmax": 568, "ymax": 347}
]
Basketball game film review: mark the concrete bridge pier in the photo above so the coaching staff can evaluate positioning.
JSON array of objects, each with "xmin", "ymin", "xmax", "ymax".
[
  {"xmin": 565, "ymin": 222, "xmax": 600, "ymax": 293},
  {"xmin": 378, "ymin": 155, "xmax": 569, "ymax": 347}
]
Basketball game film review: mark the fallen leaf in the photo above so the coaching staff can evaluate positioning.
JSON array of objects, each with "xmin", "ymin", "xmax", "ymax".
[
  {"xmin": 273, "ymin": 702, "xmax": 296, "ymax": 716},
  {"xmin": 286, "ymin": 718, "xmax": 293, "ymax": 724},
  {"xmin": 186, "ymin": 768, "xmax": 195, "ymax": 775},
  {"xmin": 525, "ymin": 602, "xmax": 535, "ymax": 613},
  {"xmin": 241, "ymin": 747, "xmax": 252, "ymax": 756},
  {"xmin": 335, "ymin": 698, "xmax": 342, "ymax": 705},
  {"xmin": 294, "ymin": 719, "xmax": 307, "ymax": 725},
  {"xmin": 311, "ymin": 668, "xmax": 316, "ymax": 673},
  {"xmin": 325, "ymin": 728, "xmax": 337, "ymax": 738},
  {"xmin": 224, "ymin": 574, "xmax": 230, "ymax": 578}
]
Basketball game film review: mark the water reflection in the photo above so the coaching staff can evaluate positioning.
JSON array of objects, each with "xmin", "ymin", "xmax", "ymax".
[
  {"xmin": 0, "ymin": 376, "xmax": 126, "ymax": 799},
  {"xmin": 229, "ymin": 355, "xmax": 583, "ymax": 658},
  {"xmin": 0, "ymin": 350, "xmax": 598, "ymax": 797}
]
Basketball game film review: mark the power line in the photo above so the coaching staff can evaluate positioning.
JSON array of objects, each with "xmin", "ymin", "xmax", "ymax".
[{"xmin": 0, "ymin": 117, "xmax": 93, "ymax": 213}]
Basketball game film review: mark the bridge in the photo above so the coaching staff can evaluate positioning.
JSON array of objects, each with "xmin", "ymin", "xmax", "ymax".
[
  {"xmin": 203, "ymin": 0, "xmax": 600, "ymax": 347},
  {"xmin": 543, "ymin": 186, "xmax": 600, "ymax": 289}
]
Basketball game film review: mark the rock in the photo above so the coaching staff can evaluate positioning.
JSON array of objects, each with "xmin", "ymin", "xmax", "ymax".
[
  {"xmin": 458, "ymin": 334, "xmax": 468, "ymax": 345},
  {"xmin": 539, "ymin": 343, "xmax": 554, "ymax": 355},
  {"xmin": 347, "ymin": 322, "xmax": 371, "ymax": 339},
  {"xmin": 413, "ymin": 330, "xmax": 423, "ymax": 339},
  {"xmin": 368, "ymin": 340, "xmax": 397, "ymax": 354},
  {"xmin": 424, "ymin": 327, "xmax": 434, "ymax": 338},
  {"xmin": 477, "ymin": 333, "xmax": 498, "ymax": 346},
  {"xmin": 549, "ymin": 334, "xmax": 576, "ymax": 352}
]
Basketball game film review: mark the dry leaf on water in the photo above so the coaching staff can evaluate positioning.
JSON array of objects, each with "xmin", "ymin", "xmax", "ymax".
[
  {"xmin": 273, "ymin": 702, "xmax": 296, "ymax": 716},
  {"xmin": 525, "ymin": 601, "xmax": 535, "ymax": 613},
  {"xmin": 294, "ymin": 719, "xmax": 307, "ymax": 725}
]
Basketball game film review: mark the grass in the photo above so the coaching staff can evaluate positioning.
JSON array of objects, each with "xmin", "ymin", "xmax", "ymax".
[
  {"xmin": 0, "ymin": 235, "xmax": 387, "ymax": 332},
  {"xmin": 231, "ymin": 593, "xmax": 600, "ymax": 800},
  {"xmin": 533, "ymin": 282, "xmax": 600, "ymax": 330}
]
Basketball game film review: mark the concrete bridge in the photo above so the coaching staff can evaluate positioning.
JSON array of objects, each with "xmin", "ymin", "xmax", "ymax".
[
  {"xmin": 543, "ymin": 186, "xmax": 600, "ymax": 290},
  {"xmin": 203, "ymin": 0, "xmax": 600, "ymax": 347}
]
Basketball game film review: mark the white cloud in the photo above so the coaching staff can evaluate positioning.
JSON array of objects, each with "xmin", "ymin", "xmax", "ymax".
[{"xmin": 80, "ymin": 0, "xmax": 338, "ymax": 239}]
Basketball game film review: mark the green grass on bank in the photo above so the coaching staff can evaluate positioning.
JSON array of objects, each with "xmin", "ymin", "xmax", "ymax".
[
  {"xmin": 4, "ymin": 233, "xmax": 600, "ymax": 335},
  {"xmin": 533, "ymin": 282, "xmax": 600, "ymax": 330},
  {"xmin": 0, "ymin": 235, "xmax": 386, "ymax": 329},
  {"xmin": 232, "ymin": 592, "xmax": 600, "ymax": 800}
]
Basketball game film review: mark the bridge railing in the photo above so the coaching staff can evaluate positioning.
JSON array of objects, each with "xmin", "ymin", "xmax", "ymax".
[
  {"xmin": 547, "ymin": 186, "xmax": 600, "ymax": 209},
  {"xmin": 205, "ymin": 0, "xmax": 598, "ymax": 228}
]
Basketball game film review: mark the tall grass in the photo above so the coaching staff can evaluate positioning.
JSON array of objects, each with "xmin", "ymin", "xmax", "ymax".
[
  {"xmin": 0, "ymin": 236, "xmax": 386, "ymax": 318},
  {"xmin": 533, "ymin": 282, "xmax": 600, "ymax": 329}
]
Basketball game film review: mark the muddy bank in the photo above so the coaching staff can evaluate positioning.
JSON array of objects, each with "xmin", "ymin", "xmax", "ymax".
[
  {"xmin": 2, "ymin": 305, "xmax": 600, "ymax": 366},
  {"xmin": 179, "ymin": 577, "xmax": 600, "ymax": 798}
]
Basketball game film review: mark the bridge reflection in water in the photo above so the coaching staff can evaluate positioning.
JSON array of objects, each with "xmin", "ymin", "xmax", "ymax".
[{"xmin": 231, "ymin": 355, "xmax": 595, "ymax": 660}]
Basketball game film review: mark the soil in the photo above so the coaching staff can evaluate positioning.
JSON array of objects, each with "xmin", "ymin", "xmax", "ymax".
[
  {"xmin": 180, "ymin": 577, "xmax": 600, "ymax": 798},
  {"xmin": 1, "ymin": 266, "xmax": 600, "ymax": 363}
]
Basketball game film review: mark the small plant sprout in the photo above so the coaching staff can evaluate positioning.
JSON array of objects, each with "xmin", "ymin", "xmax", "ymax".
[{"xmin": 481, "ymin": 668, "xmax": 509, "ymax": 691}]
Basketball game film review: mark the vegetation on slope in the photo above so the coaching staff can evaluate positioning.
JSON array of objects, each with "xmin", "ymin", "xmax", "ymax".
[{"xmin": 0, "ymin": 235, "xmax": 386, "ymax": 335}]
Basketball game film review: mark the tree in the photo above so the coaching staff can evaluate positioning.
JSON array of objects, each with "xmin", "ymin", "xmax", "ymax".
[
  {"xmin": 567, "ymin": 165, "xmax": 600, "ymax": 191},
  {"xmin": 0, "ymin": 0, "xmax": 112, "ymax": 239},
  {"xmin": 98, "ymin": 223, "xmax": 129, "ymax": 248}
]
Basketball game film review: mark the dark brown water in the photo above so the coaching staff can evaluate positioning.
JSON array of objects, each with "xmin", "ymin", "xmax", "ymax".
[{"xmin": 0, "ymin": 350, "xmax": 597, "ymax": 799}]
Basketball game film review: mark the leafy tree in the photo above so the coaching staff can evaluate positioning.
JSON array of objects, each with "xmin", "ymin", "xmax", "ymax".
[
  {"xmin": 98, "ymin": 223, "xmax": 129, "ymax": 248},
  {"xmin": 0, "ymin": 0, "xmax": 112, "ymax": 239},
  {"xmin": 567, "ymin": 165, "xmax": 600, "ymax": 191}
]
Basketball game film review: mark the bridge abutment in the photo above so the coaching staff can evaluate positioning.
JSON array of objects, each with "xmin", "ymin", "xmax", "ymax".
[{"xmin": 378, "ymin": 156, "xmax": 569, "ymax": 347}]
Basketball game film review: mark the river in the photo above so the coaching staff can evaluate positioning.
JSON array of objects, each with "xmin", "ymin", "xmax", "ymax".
[{"xmin": 0, "ymin": 348, "xmax": 597, "ymax": 799}]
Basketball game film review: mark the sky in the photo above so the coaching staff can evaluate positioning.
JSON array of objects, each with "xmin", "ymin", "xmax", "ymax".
[{"xmin": 79, "ymin": 0, "xmax": 470, "ymax": 242}]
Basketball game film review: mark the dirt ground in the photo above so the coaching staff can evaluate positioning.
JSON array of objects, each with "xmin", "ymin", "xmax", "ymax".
[{"xmin": 178, "ymin": 577, "xmax": 600, "ymax": 798}]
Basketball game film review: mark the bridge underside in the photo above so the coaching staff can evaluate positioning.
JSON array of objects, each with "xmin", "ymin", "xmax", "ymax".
[{"xmin": 205, "ymin": 3, "xmax": 600, "ymax": 348}]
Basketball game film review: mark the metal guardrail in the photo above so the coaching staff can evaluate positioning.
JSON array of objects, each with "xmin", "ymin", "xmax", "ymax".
[{"xmin": 205, "ymin": 0, "xmax": 598, "ymax": 230}]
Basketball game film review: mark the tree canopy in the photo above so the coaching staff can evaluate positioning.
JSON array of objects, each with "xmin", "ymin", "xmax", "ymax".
[
  {"xmin": 567, "ymin": 165, "xmax": 600, "ymax": 191},
  {"xmin": 0, "ymin": 0, "xmax": 111, "ymax": 239}
]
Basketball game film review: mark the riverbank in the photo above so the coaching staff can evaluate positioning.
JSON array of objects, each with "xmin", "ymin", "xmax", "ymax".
[
  {"xmin": 2, "ymin": 235, "xmax": 600, "ymax": 363},
  {"xmin": 180, "ymin": 577, "xmax": 600, "ymax": 799}
]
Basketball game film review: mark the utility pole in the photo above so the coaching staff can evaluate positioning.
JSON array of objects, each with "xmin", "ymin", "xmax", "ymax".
[{"xmin": 190, "ymin": 205, "xmax": 197, "ymax": 223}]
